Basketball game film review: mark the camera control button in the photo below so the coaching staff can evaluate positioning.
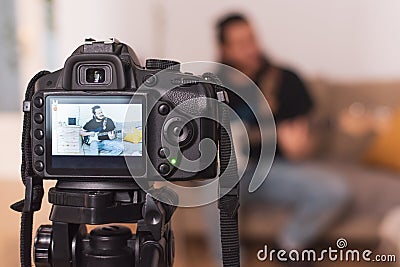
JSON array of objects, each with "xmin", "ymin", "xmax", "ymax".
[
  {"xmin": 173, "ymin": 126, "xmax": 181, "ymax": 136},
  {"xmin": 35, "ymin": 161, "xmax": 44, "ymax": 172},
  {"xmin": 34, "ymin": 145, "xmax": 44, "ymax": 156},
  {"xmin": 163, "ymin": 117, "xmax": 195, "ymax": 148},
  {"xmin": 158, "ymin": 147, "xmax": 170, "ymax": 158},
  {"xmin": 144, "ymin": 74, "xmax": 157, "ymax": 87},
  {"xmin": 34, "ymin": 129, "xmax": 44, "ymax": 140},
  {"xmin": 158, "ymin": 104, "xmax": 170, "ymax": 115},
  {"xmin": 34, "ymin": 97, "xmax": 44, "ymax": 108},
  {"xmin": 34, "ymin": 113, "xmax": 44, "ymax": 124},
  {"xmin": 158, "ymin": 163, "xmax": 171, "ymax": 175}
]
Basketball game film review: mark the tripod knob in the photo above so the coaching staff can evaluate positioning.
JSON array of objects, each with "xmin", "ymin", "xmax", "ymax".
[{"xmin": 34, "ymin": 225, "xmax": 53, "ymax": 267}]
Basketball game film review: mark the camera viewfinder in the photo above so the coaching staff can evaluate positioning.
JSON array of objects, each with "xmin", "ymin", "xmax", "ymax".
[{"xmin": 86, "ymin": 68, "xmax": 106, "ymax": 83}]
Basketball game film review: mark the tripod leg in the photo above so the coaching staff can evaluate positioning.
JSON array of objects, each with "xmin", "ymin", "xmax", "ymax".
[
  {"xmin": 137, "ymin": 191, "xmax": 176, "ymax": 267},
  {"xmin": 51, "ymin": 222, "xmax": 80, "ymax": 267},
  {"xmin": 137, "ymin": 232, "xmax": 174, "ymax": 267},
  {"xmin": 140, "ymin": 240, "xmax": 162, "ymax": 267}
]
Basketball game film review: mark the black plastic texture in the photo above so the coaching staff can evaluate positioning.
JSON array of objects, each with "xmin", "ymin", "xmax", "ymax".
[
  {"xmin": 48, "ymin": 187, "xmax": 144, "ymax": 224},
  {"xmin": 145, "ymin": 59, "xmax": 181, "ymax": 71}
]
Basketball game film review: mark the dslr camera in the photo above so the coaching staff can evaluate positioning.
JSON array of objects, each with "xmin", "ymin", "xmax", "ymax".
[
  {"xmin": 32, "ymin": 38, "xmax": 219, "ymax": 182},
  {"xmin": 13, "ymin": 38, "xmax": 239, "ymax": 267}
]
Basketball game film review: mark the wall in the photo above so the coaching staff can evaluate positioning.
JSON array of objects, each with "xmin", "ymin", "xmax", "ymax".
[
  {"xmin": 51, "ymin": 0, "xmax": 400, "ymax": 82},
  {"xmin": 15, "ymin": 0, "xmax": 47, "ymax": 97},
  {"xmin": 0, "ymin": 0, "xmax": 19, "ymax": 111}
]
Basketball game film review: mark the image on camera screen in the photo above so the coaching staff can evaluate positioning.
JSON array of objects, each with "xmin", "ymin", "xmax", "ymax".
[{"xmin": 49, "ymin": 96, "xmax": 142, "ymax": 157}]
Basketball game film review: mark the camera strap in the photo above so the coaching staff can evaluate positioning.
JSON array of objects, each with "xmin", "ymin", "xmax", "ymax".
[
  {"xmin": 216, "ymin": 86, "xmax": 241, "ymax": 267},
  {"xmin": 11, "ymin": 71, "xmax": 49, "ymax": 267}
]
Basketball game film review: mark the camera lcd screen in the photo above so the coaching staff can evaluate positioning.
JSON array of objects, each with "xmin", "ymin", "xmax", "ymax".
[{"xmin": 45, "ymin": 95, "xmax": 145, "ymax": 177}]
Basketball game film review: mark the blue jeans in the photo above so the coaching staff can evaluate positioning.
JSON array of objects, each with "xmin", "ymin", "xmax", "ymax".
[
  {"xmin": 88, "ymin": 139, "xmax": 124, "ymax": 155},
  {"xmin": 204, "ymin": 158, "xmax": 351, "ymax": 261}
]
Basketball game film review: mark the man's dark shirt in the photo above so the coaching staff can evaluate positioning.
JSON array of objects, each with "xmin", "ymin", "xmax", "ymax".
[
  {"xmin": 83, "ymin": 118, "xmax": 116, "ymax": 141},
  {"xmin": 218, "ymin": 57, "xmax": 313, "ymax": 160}
]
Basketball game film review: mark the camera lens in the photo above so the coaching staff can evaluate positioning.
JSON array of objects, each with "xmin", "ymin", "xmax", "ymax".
[{"xmin": 86, "ymin": 68, "xmax": 106, "ymax": 83}]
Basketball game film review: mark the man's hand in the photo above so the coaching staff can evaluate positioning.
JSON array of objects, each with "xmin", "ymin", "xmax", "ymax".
[
  {"xmin": 108, "ymin": 131, "xmax": 116, "ymax": 140},
  {"xmin": 277, "ymin": 116, "xmax": 315, "ymax": 161}
]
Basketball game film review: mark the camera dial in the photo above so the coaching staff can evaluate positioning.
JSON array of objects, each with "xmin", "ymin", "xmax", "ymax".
[{"xmin": 145, "ymin": 59, "xmax": 180, "ymax": 71}]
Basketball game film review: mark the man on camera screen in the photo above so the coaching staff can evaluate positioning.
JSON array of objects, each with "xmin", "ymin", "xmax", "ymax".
[{"xmin": 80, "ymin": 105, "xmax": 124, "ymax": 155}]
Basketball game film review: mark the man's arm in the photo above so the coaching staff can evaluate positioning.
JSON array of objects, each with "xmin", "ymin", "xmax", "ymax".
[
  {"xmin": 106, "ymin": 119, "xmax": 117, "ymax": 140},
  {"xmin": 80, "ymin": 130, "xmax": 94, "ymax": 137},
  {"xmin": 80, "ymin": 121, "xmax": 94, "ymax": 137},
  {"xmin": 272, "ymin": 69, "xmax": 315, "ymax": 161},
  {"xmin": 277, "ymin": 115, "xmax": 316, "ymax": 161}
]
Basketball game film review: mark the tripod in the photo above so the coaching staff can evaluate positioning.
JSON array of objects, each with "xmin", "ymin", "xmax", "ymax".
[{"xmin": 33, "ymin": 181, "xmax": 176, "ymax": 267}]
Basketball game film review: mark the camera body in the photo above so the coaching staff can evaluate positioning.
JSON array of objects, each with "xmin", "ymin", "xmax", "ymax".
[{"xmin": 30, "ymin": 39, "xmax": 219, "ymax": 184}]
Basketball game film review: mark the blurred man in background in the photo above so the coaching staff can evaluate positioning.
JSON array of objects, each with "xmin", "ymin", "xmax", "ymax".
[{"xmin": 210, "ymin": 13, "xmax": 351, "ymax": 266}]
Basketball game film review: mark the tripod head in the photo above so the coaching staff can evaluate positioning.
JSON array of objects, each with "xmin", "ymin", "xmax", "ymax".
[{"xmin": 34, "ymin": 183, "xmax": 177, "ymax": 267}]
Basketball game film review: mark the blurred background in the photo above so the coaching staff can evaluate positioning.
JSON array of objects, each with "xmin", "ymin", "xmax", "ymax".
[{"xmin": 1, "ymin": 0, "xmax": 400, "ymax": 266}]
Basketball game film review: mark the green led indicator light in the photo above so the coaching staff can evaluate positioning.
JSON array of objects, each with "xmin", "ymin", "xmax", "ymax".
[{"xmin": 170, "ymin": 158, "xmax": 177, "ymax": 166}]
